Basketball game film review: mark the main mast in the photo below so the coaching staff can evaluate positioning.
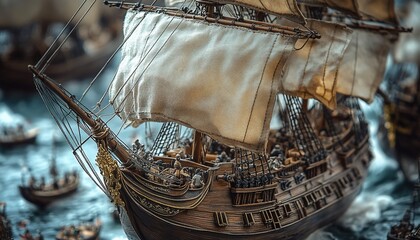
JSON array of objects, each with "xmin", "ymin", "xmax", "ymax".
[{"xmin": 188, "ymin": 1, "xmax": 223, "ymax": 164}]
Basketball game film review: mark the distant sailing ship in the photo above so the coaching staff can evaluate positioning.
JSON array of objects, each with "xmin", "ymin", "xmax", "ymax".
[
  {"xmin": 0, "ymin": 202, "xmax": 12, "ymax": 240},
  {"xmin": 0, "ymin": 0, "xmax": 123, "ymax": 91},
  {"xmin": 29, "ymin": 0, "xmax": 407, "ymax": 239},
  {"xmin": 379, "ymin": 0, "xmax": 419, "ymax": 183},
  {"xmin": 387, "ymin": 158, "xmax": 420, "ymax": 240},
  {"xmin": 380, "ymin": 62, "xmax": 420, "ymax": 183},
  {"xmin": 0, "ymin": 124, "xmax": 38, "ymax": 148},
  {"xmin": 19, "ymin": 138, "xmax": 79, "ymax": 207},
  {"xmin": 55, "ymin": 218, "xmax": 102, "ymax": 240}
]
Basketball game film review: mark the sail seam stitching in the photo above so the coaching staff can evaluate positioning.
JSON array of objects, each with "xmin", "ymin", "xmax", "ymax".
[
  {"xmin": 243, "ymin": 36, "xmax": 279, "ymax": 143},
  {"xmin": 299, "ymin": 33, "xmax": 315, "ymax": 95},
  {"xmin": 321, "ymin": 24, "xmax": 338, "ymax": 101},
  {"xmin": 331, "ymin": 27, "xmax": 351, "ymax": 108},
  {"xmin": 259, "ymin": 38, "xmax": 292, "ymax": 149},
  {"xmin": 350, "ymin": 31, "xmax": 358, "ymax": 96}
]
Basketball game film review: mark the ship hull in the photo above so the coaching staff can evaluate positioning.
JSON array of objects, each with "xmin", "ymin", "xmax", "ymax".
[
  {"xmin": 18, "ymin": 176, "xmax": 79, "ymax": 207},
  {"xmin": 0, "ymin": 128, "xmax": 38, "ymax": 148},
  {"xmin": 118, "ymin": 139, "xmax": 370, "ymax": 240},
  {"xmin": 121, "ymin": 182, "xmax": 362, "ymax": 240}
]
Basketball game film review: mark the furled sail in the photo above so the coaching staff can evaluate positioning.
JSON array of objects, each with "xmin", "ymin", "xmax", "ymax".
[
  {"xmin": 356, "ymin": 0, "xmax": 398, "ymax": 25},
  {"xmin": 279, "ymin": 19, "xmax": 352, "ymax": 109},
  {"xmin": 110, "ymin": 10, "xmax": 298, "ymax": 151},
  {"xmin": 298, "ymin": 0, "xmax": 399, "ymax": 24},
  {"xmin": 205, "ymin": 0, "xmax": 306, "ymax": 24},
  {"xmin": 297, "ymin": 0, "xmax": 359, "ymax": 17},
  {"xmin": 335, "ymin": 29, "xmax": 392, "ymax": 102}
]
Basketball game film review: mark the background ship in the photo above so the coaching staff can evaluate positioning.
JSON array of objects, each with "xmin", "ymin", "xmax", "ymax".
[
  {"xmin": 378, "ymin": 0, "xmax": 420, "ymax": 184},
  {"xmin": 0, "ymin": 0, "xmax": 123, "ymax": 91}
]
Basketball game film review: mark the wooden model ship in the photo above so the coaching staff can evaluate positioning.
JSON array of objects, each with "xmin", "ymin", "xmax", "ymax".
[
  {"xmin": 379, "ymin": 0, "xmax": 419, "ymax": 183},
  {"xmin": 0, "ymin": 0, "xmax": 123, "ymax": 91},
  {"xmin": 55, "ymin": 218, "xmax": 102, "ymax": 240},
  {"xmin": 0, "ymin": 124, "xmax": 38, "ymax": 148},
  {"xmin": 388, "ymin": 158, "xmax": 420, "ymax": 240},
  {"xmin": 19, "ymin": 151, "xmax": 79, "ymax": 208},
  {"xmin": 388, "ymin": 208, "xmax": 420, "ymax": 240},
  {"xmin": 29, "ymin": 0, "xmax": 405, "ymax": 239},
  {"xmin": 380, "ymin": 63, "xmax": 420, "ymax": 183},
  {"xmin": 0, "ymin": 202, "xmax": 13, "ymax": 240}
]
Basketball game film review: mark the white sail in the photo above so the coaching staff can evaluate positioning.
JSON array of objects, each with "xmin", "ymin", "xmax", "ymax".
[
  {"xmin": 110, "ymin": 10, "xmax": 297, "ymax": 151},
  {"xmin": 205, "ymin": 0, "xmax": 306, "ymax": 24},
  {"xmin": 336, "ymin": 29, "xmax": 391, "ymax": 102},
  {"xmin": 280, "ymin": 19, "xmax": 352, "ymax": 109}
]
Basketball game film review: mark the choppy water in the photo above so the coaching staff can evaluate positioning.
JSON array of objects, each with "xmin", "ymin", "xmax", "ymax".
[{"xmin": 0, "ymin": 84, "xmax": 415, "ymax": 240}]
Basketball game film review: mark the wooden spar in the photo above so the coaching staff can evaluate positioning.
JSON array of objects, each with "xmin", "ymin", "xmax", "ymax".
[
  {"xmin": 347, "ymin": 21, "xmax": 412, "ymax": 34},
  {"xmin": 28, "ymin": 65, "xmax": 131, "ymax": 164},
  {"xmin": 323, "ymin": 12, "xmax": 412, "ymax": 34},
  {"xmin": 192, "ymin": 131, "xmax": 203, "ymax": 164},
  {"xmin": 103, "ymin": 1, "xmax": 320, "ymax": 39},
  {"xmin": 302, "ymin": 99, "xmax": 308, "ymax": 114}
]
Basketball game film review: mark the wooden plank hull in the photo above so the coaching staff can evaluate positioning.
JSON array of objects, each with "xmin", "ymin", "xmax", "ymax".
[
  {"xmin": 0, "ymin": 128, "xmax": 38, "ymax": 147},
  {"xmin": 0, "ymin": 215, "xmax": 13, "ymax": 240},
  {"xmin": 120, "ymin": 178, "xmax": 363, "ymax": 240},
  {"xmin": 118, "ymin": 144, "xmax": 370, "ymax": 240}
]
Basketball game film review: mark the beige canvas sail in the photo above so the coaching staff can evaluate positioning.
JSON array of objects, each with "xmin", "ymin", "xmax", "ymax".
[
  {"xmin": 298, "ymin": 0, "xmax": 359, "ymax": 17},
  {"xmin": 110, "ymin": 10, "xmax": 297, "ymax": 151},
  {"xmin": 356, "ymin": 0, "xmax": 398, "ymax": 24},
  {"xmin": 336, "ymin": 29, "xmax": 391, "ymax": 102},
  {"xmin": 279, "ymin": 19, "xmax": 352, "ymax": 109},
  {"xmin": 205, "ymin": 0, "xmax": 306, "ymax": 24}
]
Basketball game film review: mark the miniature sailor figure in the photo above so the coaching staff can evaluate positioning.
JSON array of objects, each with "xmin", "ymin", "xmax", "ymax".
[
  {"xmin": 269, "ymin": 156, "xmax": 284, "ymax": 171},
  {"xmin": 215, "ymin": 151, "xmax": 230, "ymax": 162},
  {"xmin": 270, "ymin": 144, "xmax": 283, "ymax": 157},
  {"xmin": 28, "ymin": 175, "xmax": 37, "ymax": 189},
  {"xmin": 191, "ymin": 169, "xmax": 204, "ymax": 188}
]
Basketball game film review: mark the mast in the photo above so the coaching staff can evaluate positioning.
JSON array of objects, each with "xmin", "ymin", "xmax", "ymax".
[
  {"xmin": 302, "ymin": 99, "xmax": 308, "ymax": 114},
  {"xmin": 28, "ymin": 65, "xmax": 131, "ymax": 164},
  {"xmin": 189, "ymin": 0, "xmax": 222, "ymax": 164},
  {"xmin": 50, "ymin": 134, "xmax": 58, "ymax": 179},
  {"xmin": 192, "ymin": 131, "xmax": 203, "ymax": 163}
]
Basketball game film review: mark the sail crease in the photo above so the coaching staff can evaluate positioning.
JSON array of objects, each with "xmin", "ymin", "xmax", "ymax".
[
  {"xmin": 110, "ymin": 10, "xmax": 297, "ymax": 151},
  {"xmin": 336, "ymin": 29, "xmax": 391, "ymax": 102},
  {"xmin": 279, "ymin": 19, "xmax": 353, "ymax": 109}
]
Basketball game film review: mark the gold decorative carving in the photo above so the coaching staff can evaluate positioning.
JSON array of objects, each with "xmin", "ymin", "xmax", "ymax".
[
  {"xmin": 142, "ymin": 181, "xmax": 171, "ymax": 193},
  {"xmin": 128, "ymin": 189, "xmax": 180, "ymax": 216},
  {"xmin": 96, "ymin": 144, "xmax": 125, "ymax": 207}
]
